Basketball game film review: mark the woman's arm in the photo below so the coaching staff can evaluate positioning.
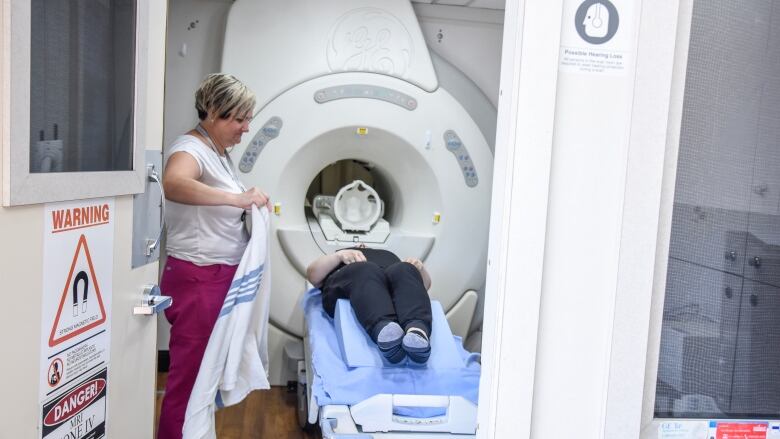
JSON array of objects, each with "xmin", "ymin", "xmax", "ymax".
[
  {"xmin": 163, "ymin": 151, "xmax": 269, "ymax": 209},
  {"xmin": 403, "ymin": 258, "xmax": 432, "ymax": 291},
  {"xmin": 306, "ymin": 249, "xmax": 366, "ymax": 288}
]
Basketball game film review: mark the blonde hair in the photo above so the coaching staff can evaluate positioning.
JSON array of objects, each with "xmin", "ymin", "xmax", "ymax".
[{"xmin": 195, "ymin": 73, "xmax": 256, "ymax": 121}]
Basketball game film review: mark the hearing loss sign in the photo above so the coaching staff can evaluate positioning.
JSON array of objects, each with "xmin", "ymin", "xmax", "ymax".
[
  {"xmin": 559, "ymin": 0, "xmax": 634, "ymax": 76},
  {"xmin": 40, "ymin": 199, "xmax": 114, "ymax": 436}
]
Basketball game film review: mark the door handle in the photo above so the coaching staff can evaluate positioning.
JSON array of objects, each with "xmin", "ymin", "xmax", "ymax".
[
  {"xmin": 145, "ymin": 164, "xmax": 166, "ymax": 256},
  {"xmin": 133, "ymin": 284, "xmax": 172, "ymax": 315}
]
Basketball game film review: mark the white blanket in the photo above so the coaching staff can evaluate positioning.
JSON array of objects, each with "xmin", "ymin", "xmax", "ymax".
[{"xmin": 183, "ymin": 206, "xmax": 272, "ymax": 439}]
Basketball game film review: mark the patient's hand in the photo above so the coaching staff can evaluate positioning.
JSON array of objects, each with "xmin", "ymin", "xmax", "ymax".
[
  {"xmin": 404, "ymin": 258, "xmax": 431, "ymax": 290},
  {"xmin": 338, "ymin": 249, "xmax": 366, "ymax": 265},
  {"xmin": 403, "ymin": 258, "xmax": 424, "ymax": 271}
]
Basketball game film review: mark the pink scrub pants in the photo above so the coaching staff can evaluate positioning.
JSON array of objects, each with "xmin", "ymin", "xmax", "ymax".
[{"xmin": 156, "ymin": 256, "xmax": 238, "ymax": 439}]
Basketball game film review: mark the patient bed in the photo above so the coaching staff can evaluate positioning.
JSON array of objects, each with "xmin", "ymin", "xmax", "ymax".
[{"xmin": 300, "ymin": 289, "xmax": 481, "ymax": 438}]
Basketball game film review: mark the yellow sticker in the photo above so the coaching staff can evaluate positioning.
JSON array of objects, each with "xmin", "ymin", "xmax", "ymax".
[
  {"xmin": 274, "ymin": 202, "xmax": 282, "ymax": 216},
  {"xmin": 433, "ymin": 212, "xmax": 441, "ymax": 224},
  {"xmin": 356, "ymin": 127, "xmax": 368, "ymax": 135}
]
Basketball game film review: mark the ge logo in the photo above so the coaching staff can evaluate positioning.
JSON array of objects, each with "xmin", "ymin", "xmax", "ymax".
[
  {"xmin": 327, "ymin": 7, "xmax": 413, "ymax": 77},
  {"xmin": 575, "ymin": 0, "xmax": 619, "ymax": 45}
]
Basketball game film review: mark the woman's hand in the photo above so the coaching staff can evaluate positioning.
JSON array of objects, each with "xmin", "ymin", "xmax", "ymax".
[
  {"xmin": 338, "ymin": 250, "xmax": 367, "ymax": 265},
  {"xmin": 232, "ymin": 187, "xmax": 271, "ymax": 211}
]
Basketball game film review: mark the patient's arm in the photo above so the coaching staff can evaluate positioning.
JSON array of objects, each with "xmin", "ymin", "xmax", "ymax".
[
  {"xmin": 403, "ymin": 258, "xmax": 432, "ymax": 291},
  {"xmin": 306, "ymin": 250, "xmax": 366, "ymax": 288}
]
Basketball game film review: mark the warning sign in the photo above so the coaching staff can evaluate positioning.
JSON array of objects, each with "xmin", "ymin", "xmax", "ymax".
[
  {"xmin": 41, "ymin": 368, "xmax": 107, "ymax": 439},
  {"xmin": 47, "ymin": 358, "xmax": 64, "ymax": 388},
  {"xmin": 714, "ymin": 422, "xmax": 768, "ymax": 439},
  {"xmin": 48, "ymin": 234, "xmax": 108, "ymax": 347},
  {"xmin": 40, "ymin": 199, "xmax": 113, "ymax": 405}
]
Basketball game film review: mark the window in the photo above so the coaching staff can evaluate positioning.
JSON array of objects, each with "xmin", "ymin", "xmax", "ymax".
[
  {"xmin": 29, "ymin": 0, "xmax": 136, "ymax": 173},
  {"xmin": 655, "ymin": 0, "xmax": 780, "ymax": 419}
]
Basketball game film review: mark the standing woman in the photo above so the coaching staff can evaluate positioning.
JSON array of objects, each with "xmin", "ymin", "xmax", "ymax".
[{"xmin": 157, "ymin": 73, "xmax": 269, "ymax": 439}]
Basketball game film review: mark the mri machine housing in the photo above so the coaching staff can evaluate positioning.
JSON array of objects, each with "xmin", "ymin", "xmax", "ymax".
[{"xmin": 220, "ymin": 0, "xmax": 498, "ymax": 388}]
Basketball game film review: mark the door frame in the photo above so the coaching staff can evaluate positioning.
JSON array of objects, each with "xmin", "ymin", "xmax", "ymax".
[
  {"xmin": 631, "ymin": 0, "xmax": 698, "ymax": 433},
  {"xmin": 480, "ymin": 0, "xmax": 698, "ymax": 436},
  {"xmin": 477, "ymin": 0, "xmax": 562, "ymax": 437}
]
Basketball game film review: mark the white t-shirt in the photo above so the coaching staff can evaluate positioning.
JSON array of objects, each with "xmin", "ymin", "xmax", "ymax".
[{"xmin": 164, "ymin": 135, "xmax": 249, "ymax": 266}]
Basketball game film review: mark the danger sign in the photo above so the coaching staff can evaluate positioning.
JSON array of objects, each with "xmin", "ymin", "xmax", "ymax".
[
  {"xmin": 40, "ymin": 199, "xmax": 113, "ymax": 406},
  {"xmin": 41, "ymin": 368, "xmax": 107, "ymax": 439}
]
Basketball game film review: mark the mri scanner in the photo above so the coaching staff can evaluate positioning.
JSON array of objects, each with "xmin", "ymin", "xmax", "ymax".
[{"xmin": 221, "ymin": 0, "xmax": 496, "ymax": 435}]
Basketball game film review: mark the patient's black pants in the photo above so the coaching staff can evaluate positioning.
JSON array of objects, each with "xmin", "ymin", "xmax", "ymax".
[{"xmin": 321, "ymin": 261, "xmax": 432, "ymax": 341}]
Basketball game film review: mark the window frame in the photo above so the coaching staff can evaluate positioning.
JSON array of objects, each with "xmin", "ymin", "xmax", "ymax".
[
  {"xmin": 1, "ymin": 0, "xmax": 149, "ymax": 206},
  {"xmin": 636, "ymin": 0, "xmax": 723, "ymax": 434}
]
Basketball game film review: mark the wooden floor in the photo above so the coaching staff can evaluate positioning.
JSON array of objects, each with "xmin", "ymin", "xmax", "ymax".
[{"xmin": 155, "ymin": 373, "xmax": 321, "ymax": 439}]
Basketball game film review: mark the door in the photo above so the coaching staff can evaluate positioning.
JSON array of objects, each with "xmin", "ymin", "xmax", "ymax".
[{"xmin": 0, "ymin": 1, "xmax": 167, "ymax": 437}]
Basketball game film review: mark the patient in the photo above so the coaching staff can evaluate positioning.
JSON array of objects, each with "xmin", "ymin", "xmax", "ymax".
[{"xmin": 306, "ymin": 245, "xmax": 433, "ymax": 363}]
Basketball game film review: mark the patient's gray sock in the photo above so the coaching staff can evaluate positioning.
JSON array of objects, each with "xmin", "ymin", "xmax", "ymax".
[
  {"xmin": 402, "ymin": 327, "xmax": 431, "ymax": 363},
  {"xmin": 377, "ymin": 321, "xmax": 403, "ymax": 343},
  {"xmin": 402, "ymin": 330, "xmax": 429, "ymax": 349},
  {"xmin": 375, "ymin": 321, "xmax": 406, "ymax": 363}
]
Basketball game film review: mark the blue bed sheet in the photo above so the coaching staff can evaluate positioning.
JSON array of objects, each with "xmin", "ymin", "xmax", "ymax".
[{"xmin": 302, "ymin": 289, "xmax": 481, "ymax": 417}]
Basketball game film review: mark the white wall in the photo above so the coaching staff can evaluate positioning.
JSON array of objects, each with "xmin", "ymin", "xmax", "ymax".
[
  {"xmin": 162, "ymin": 0, "xmax": 233, "ymax": 150},
  {"xmin": 0, "ymin": 206, "xmax": 42, "ymax": 438}
]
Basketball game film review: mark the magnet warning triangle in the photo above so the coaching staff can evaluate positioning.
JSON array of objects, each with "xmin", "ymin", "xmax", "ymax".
[{"xmin": 48, "ymin": 234, "xmax": 108, "ymax": 347}]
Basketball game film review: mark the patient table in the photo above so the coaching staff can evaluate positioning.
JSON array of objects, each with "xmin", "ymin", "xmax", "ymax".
[{"xmin": 300, "ymin": 289, "xmax": 481, "ymax": 438}]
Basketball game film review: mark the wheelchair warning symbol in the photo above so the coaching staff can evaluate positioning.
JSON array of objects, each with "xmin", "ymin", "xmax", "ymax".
[{"xmin": 48, "ymin": 234, "xmax": 107, "ymax": 347}]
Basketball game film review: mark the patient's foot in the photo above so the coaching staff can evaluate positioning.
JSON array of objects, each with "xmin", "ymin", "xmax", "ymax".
[
  {"xmin": 375, "ymin": 321, "xmax": 405, "ymax": 363},
  {"xmin": 402, "ymin": 327, "xmax": 431, "ymax": 364}
]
